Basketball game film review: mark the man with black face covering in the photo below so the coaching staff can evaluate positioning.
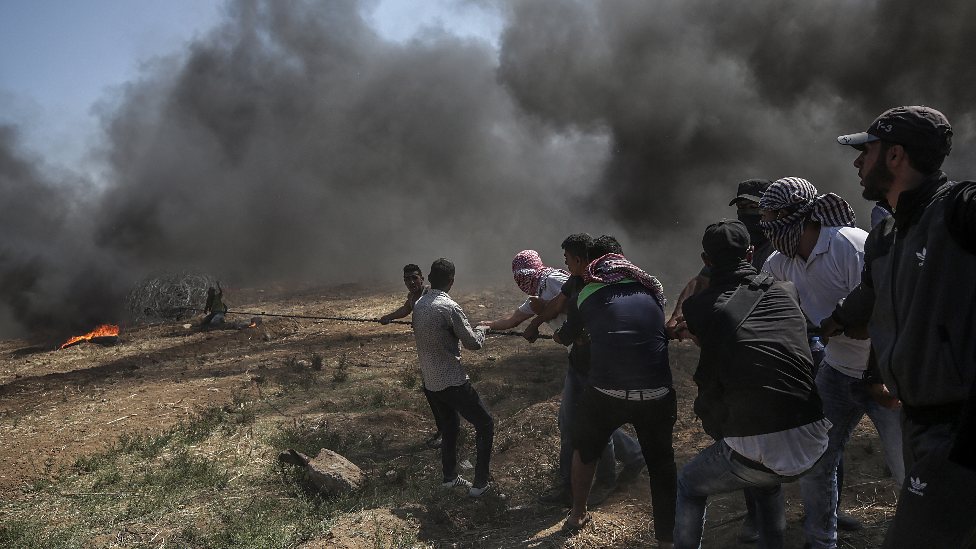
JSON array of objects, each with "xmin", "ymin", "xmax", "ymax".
[
  {"xmin": 759, "ymin": 177, "xmax": 904, "ymax": 549},
  {"xmin": 667, "ymin": 179, "xmax": 773, "ymax": 340},
  {"xmin": 666, "ymin": 179, "xmax": 772, "ymax": 544}
]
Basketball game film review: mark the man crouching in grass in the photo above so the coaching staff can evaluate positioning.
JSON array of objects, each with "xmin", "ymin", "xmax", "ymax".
[{"xmin": 412, "ymin": 258, "xmax": 494, "ymax": 497}]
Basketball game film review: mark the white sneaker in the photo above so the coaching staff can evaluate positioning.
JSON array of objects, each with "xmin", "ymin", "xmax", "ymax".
[
  {"xmin": 442, "ymin": 476, "xmax": 472, "ymax": 489},
  {"xmin": 469, "ymin": 482, "xmax": 492, "ymax": 497}
]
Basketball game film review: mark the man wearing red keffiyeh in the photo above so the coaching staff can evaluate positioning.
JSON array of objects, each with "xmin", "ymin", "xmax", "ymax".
[
  {"xmin": 480, "ymin": 246, "xmax": 646, "ymax": 508},
  {"xmin": 480, "ymin": 250, "xmax": 570, "ymax": 331}
]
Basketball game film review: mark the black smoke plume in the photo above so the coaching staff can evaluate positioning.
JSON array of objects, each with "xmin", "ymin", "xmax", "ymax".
[{"xmin": 1, "ymin": 0, "xmax": 975, "ymax": 339}]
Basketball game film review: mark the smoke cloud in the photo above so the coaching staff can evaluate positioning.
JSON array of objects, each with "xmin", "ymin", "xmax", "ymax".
[{"xmin": 2, "ymin": 0, "xmax": 975, "ymax": 339}]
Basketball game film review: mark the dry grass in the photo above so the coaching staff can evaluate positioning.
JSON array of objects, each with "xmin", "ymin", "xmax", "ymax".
[{"xmin": 0, "ymin": 281, "xmax": 899, "ymax": 548}]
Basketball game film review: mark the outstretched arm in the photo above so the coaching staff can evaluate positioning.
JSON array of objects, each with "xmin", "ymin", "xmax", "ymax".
[
  {"xmin": 380, "ymin": 296, "xmax": 413, "ymax": 325},
  {"xmin": 478, "ymin": 309, "xmax": 533, "ymax": 330},
  {"xmin": 523, "ymin": 293, "xmax": 569, "ymax": 342},
  {"xmin": 452, "ymin": 305, "xmax": 487, "ymax": 350},
  {"xmin": 666, "ymin": 274, "xmax": 708, "ymax": 340}
]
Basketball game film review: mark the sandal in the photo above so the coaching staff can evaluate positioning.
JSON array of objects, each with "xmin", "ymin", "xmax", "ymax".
[{"xmin": 562, "ymin": 512, "xmax": 592, "ymax": 533}]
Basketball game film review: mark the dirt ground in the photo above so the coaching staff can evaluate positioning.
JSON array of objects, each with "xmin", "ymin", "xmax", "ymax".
[{"xmin": 0, "ymin": 281, "xmax": 899, "ymax": 547}]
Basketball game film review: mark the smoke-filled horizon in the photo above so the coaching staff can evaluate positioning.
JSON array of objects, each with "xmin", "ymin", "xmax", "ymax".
[{"xmin": 2, "ymin": 0, "xmax": 975, "ymax": 340}]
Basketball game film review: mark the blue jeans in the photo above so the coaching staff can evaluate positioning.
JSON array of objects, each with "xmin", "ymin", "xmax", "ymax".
[
  {"xmin": 675, "ymin": 440, "xmax": 800, "ymax": 549},
  {"xmin": 427, "ymin": 382, "xmax": 494, "ymax": 486},
  {"xmin": 202, "ymin": 311, "xmax": 225, "ymax": 325},
  {"xmin": 799, "ymin": 365, "xmax": 905, "ymax": 549},
  {"xmin": 559, "ymin": 365, "xmax": 644, "ymax": 488}
]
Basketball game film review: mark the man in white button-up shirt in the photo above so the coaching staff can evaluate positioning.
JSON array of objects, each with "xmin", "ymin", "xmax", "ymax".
[
  {"xmin": 759, "ymin": 178, "xmax": 904, "ymax": 549},
  {"xmin": 413, "ymin": 258, "xmax": 493, "ymax": 497}
]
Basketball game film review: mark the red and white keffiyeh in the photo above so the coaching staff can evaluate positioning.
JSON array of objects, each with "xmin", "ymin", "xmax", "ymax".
[
  {"xmin": 583, "ymin": 253, "xmax": 667, "ymax": 310},
  {"xmin": 512, "ymin": 250, "xmax": 568, "ymax": 295}
]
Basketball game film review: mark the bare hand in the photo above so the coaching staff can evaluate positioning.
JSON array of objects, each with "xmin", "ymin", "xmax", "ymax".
[
  {"xmin": 867, "ymin": 383, "xmax": 902, "ymax": 409},
  {"xmin": 379, "ymin": 316, "xmax": 391, "ymax": 325},
  {"xmin": 528, "ymin": 296, "xmax": 547, "ymax": 315},
  {"xmin": 522, "ymin": 323, "xmax": 539, "ymax": 343},
  {"xmin": 819, "ymin": 316, "xmax": 844, "ymax": 345},
  {"xmin": 672, "ymin": 321, "xmax": 692, "ymax": 342}
]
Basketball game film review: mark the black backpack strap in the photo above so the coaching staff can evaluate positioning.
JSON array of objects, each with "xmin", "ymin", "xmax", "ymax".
[{"xmin": 712, "ymin": 273, "xmax": 774, "ymax": 348}]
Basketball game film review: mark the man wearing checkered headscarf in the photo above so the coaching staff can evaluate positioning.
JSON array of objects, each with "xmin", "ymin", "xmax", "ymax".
[
  {"xmin": 511, "ymin": 250, "xmax": 569, "ymax": 296},
  {"xmin": 759, "ymin": 177, "xmax": 856, "ymax": 259},
  {"xmin": 759, "ymin": 177, "xmax": 904, "ymax": 549},
  {"xmin": 583, "ymin": 253, "xmax": 667, "ymax": 310}
]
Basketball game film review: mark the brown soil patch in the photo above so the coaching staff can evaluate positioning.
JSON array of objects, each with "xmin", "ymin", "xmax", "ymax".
[{"xmin": 0, "ymin": 282, "xmax": 898, "ymax": 547}]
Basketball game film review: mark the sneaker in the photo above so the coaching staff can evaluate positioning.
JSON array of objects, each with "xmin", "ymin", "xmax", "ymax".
[
  {"xmin": 425, "ymin": 433, "xmax": 443, "ymax": 449},
  {"xmin": 442, "ymin": 476, "xmax": 472, "ymax": 489},
  {"xmin": 537, "ymin": 485, "xmax": 573, "ymax": 507},
  {"xmin": 586, "ymin": 481, "xmax": 616, "ymax": 507},
  {"xmin": 738, "ymin": 514, "xmax": 760, "ymax": 543},
  {"xmin": 837, "ymin": 511, "xmax": 863, "ymax": 531},
  {"xmin": 469, "ymin": 482, "xmax": 492, "ymax": 497},
  {"xmin": 617, "ymin": 459, "xmax": 646, "ymax": 484}
]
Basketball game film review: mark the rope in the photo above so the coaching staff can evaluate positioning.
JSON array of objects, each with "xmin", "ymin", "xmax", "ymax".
[{"xmin": 187, "ymin": 308, "xmax": 554, "ymax": 339}]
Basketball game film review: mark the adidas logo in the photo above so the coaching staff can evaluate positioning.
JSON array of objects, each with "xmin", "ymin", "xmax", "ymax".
[
  {"xmin": 908, "ymin": 476, "xmax": 927, "ymax": 496},
  {"xmin": 916, "ymin": 247, "xmax": 926, "ymax": 266}
]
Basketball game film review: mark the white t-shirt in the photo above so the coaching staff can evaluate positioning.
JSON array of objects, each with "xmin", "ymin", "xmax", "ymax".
[
  {"xmin": 726, "ymin": 418, "xmax": 832, "ymax": 476},
  {"xmin": 517, "ymin": 270, "xmax": 569, "ymax": 333},
  {"xmin": 763, "ymin": 225, "xmax": 872, "ymax": 378}
]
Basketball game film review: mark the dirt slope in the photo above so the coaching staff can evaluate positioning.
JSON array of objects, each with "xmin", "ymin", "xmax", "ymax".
[{"xmin": 0, "ymin": 282, "xmax": 899, "ymax": 547}]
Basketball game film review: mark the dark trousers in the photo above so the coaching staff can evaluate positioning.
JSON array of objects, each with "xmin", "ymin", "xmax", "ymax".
[
  {"xmin": 575, "ymin": 385, "xmax": 678, "ymax": 543},
  {"xmin": 881, "ymin": 417, "xmax": 976, "ymax": 549},
  {"xmin": 423, "ymin": 388, "xmax": 448, "ymax": 434},
  {"xmin": 426, "ymin": 382, "xmax": 494, "ymax": 485}
]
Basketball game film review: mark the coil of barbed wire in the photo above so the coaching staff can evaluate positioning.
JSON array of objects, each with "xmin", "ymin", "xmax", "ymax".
[{"xmin": 126, "ymin": 269, "xmax": 217, "ymax": 323}]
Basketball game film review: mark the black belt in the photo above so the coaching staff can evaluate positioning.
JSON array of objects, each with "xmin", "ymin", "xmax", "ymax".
[{"xmin": 730, "ymin": 450, "xmax": 777, "ymax": 475}]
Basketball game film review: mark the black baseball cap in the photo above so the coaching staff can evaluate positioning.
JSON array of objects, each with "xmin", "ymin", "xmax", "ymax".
[
  {"xmin": 837, "ymin": 106, "xmax": 952, "ymax": 155},
  {"xmin": 702, "ymin": 219, "xmax": 751, "ymax": 265},
  {"xmin": 729, "ymin": 179, "xmax": 774, "ymax": 206}
]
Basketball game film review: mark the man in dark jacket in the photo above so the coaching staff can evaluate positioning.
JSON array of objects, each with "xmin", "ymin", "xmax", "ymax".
[
  {"xmin": 202, "ymin": 282, "xmax": 228, "ymax": 328},
  {"xmin": 825, "ymin": 105, "xmax": 976, "ymax": 548},
  {"xmin": 666, "ymin": 178, "xmax": 777, "ymax": 543},
  {"xmin": 554, "ymin": 237, "xmax": 676, "ymax": 547},
  {"xmin": 676, "ymin": 220, "xmax": 828, "ymax": 549}
]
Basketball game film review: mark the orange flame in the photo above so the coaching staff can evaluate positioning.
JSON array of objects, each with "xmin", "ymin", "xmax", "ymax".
[{"xmin": 61, "ymin": 324, "xmax": 120, "ymax": 349}]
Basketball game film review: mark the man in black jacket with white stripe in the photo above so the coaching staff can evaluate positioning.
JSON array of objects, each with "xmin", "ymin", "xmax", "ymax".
[{"xmin": 825, "ymin": 105, "xmax": 976, "ymax": 548}]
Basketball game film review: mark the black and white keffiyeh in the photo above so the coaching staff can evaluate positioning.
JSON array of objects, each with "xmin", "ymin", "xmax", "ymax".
[{"xmin": 759, "ymin": 177, "xmax": 856, "ymax": 258}]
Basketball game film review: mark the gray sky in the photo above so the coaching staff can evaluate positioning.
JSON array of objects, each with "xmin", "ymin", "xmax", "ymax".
[{"xmin": 0, "ymin": 0, "xmax": 501, "ymax": 176}]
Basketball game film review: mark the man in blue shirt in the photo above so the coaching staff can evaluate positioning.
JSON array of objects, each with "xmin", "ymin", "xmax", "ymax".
[{"xmin": 555, "ymin": 236, "xmax": 676, "ymax": 548}]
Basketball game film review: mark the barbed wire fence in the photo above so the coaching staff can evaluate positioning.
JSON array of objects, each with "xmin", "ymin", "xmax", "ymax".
[
  {"xmin": 126, "ymin": 269, "xmax": 217, "ymax": 324},
  {"xmin": 125, "ymin": 270, "xmax": 553, "ymax": 339}
]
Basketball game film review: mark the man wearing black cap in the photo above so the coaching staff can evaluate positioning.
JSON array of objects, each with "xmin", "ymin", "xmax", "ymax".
[
  {"xmin": 675, "ymin": 220, "xmax": 828, "ymax": 549},
  {"xmin": 666, "ymin": 179, "xmax": 774, "ymax": 543},
  {"xmin": 667, "ymin": 179, "xmax": 774, "ymax": 341},
  {"xmin": 826, "ymin": 106, "xmax": 976, "ymax": 547}
]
